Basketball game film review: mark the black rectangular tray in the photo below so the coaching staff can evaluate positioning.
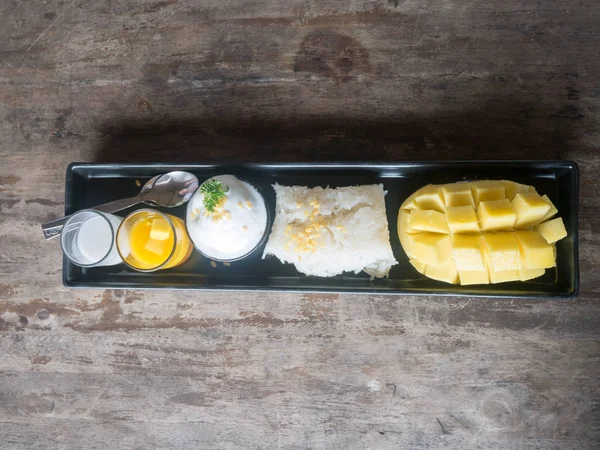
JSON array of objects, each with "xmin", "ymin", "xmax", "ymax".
[{"xmin": 63, "ymin": 161, "xmax": 579, "ymax": 297}]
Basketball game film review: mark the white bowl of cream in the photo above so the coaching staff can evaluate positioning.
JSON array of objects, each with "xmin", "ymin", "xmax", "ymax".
[{"xmin": 186, "ymin": 175, "xmax": 269, "ymax": 261}]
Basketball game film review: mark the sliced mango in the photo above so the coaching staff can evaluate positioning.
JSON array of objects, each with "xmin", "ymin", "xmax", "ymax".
[
  {"xmin": 514, "ymin": 231, "xmax": 555, "ymax": 269},
  {"xmin": 519, "ymin": 267, "xmax": 546, "ymax": 281},
  {"xmin": 410, "ymin": 233, "xmax": 452, "ymax": 266},
  {"xmin": 501, "ymin": 180, "xmax": 536, "ymax": 201},
  {"xmin": 535, "ymin": 217, "xmax": 567, "ymax": 244},
  {"xmin": 414, "ymin": 185, "xmax": 445, "ymax": 213},
  {"xmin": 425, "ymin": 259, "xmax": 459, "ymax": 284},
  {"xmin": 471, "ymin": 180, "xmax": 506, "ymax": 204},
  {"xmin": 442, "ymin": 183, "xmax": 475, "ymax": 207},
  {"xmin": 409, "ymin": 209, "xmax": 449, "ymax": 234},
  {"xmin": 486, "ymin": 261, "xmax": 520, "ymax": 284},
  {"xmin": 451, "ymin": 234, "xmax": 485, "ymax": 271},
  {"xmin": 409, "ymin": 258, "xmax": 427, "ymax": 275},
  {"xmin": 398, "ymin": 210, "xmax": 414, "ymax": 258},
  {"xmin": 401, "ymin": 194, "xmax": 418, "ymax": 210},
  {"xmin": 483, "ymin": 232, "xmax": 521, "ymax": 271},
  {"xmin": 477, "ymin": 199, "xmax": 517, "ymax": 231},
  {"xmin": 540, "ymin": 194, "xmax": 558, "ymax": 222},
  {"xmin": 459, "ymin": 269, "xmax": 490, "ymax": 285},
  {"xmin": 446, "ymin": 205, "xmax": 479, "ymax": 233},
  {"xmin": 512, "ymin": 192, "xmax": 551, "ymax": 229}
]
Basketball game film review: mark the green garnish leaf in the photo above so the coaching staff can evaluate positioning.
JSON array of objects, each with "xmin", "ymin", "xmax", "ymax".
[{"xmin": 200, "ymin": 179, "xmax": 226, "ymax": 213}]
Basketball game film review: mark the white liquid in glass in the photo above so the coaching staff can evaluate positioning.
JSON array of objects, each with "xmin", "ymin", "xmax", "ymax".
[{"xmin": 76, "ymin": 215, "xmax": 122, "ymax": 265}]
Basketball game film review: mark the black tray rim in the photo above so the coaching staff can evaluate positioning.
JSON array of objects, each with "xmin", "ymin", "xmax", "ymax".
[{"xmin": 62, "ymin": 160, "xmax": 580, "ymax": 298}]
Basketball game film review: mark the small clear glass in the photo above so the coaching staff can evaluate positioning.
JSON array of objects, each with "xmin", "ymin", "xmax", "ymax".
[{"xmin": 60, "ymin": 209, "xmax": 123, "ymax": 267}]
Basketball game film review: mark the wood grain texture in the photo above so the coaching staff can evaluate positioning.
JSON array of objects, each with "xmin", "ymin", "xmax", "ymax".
[{"xmin": 1, "ymin": 0, "xmax": 599, "ymax": 448}]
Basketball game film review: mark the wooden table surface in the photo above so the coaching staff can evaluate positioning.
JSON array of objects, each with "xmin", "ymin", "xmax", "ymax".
[{"xmin": 1, "ymin": 1, "xmax": 599, "ymax": 449}]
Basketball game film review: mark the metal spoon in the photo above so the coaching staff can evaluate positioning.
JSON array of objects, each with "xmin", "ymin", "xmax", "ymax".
[{"xmin": 41, "ymin": 171, "xmax": 199, "ymax": 240}]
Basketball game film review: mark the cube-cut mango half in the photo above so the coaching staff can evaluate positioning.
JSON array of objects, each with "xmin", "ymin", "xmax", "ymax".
[
  {"xmin": 471, "ymin": 180, "xmax": 506, "ymax": 204},
  {"xmin": 446, "ymin": 206, "xmax": 479, "ymax": 233},
  {"xmin": 477, "ymin": 199, "xmax": 516, "ymax": 231},
  {"xmin": 512, "ymin": 192, "xmax": 551, "ymax": 228},
  {"xmin": 409, "ymin": 209, "xmax": 449, "ymax": 234},
  {"xmin": 442, "ymin": 183, "xmax": 475, "ymax": 207},
  {"xmin": 514, "ymin": 231, "xmax": 555, "ymax": 269},
  {"xmin": 397, "ymin": 180, "xmax": 566, "ymax": 285},
  {"xmin": 535, "ymin": 217, "xmax": 567, "ymax": 244}
]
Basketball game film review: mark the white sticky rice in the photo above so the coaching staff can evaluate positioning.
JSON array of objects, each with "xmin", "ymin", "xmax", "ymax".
[{"xmin": 263, "ymin": 183, "xmax": 397, "ymax": 278}]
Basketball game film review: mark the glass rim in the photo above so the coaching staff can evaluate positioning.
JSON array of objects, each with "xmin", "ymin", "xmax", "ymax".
[
  {"xmin": 116, "ymin": 208, "xmax": 177, "ymax": 272},
  {"xmin": 60, "ymin": 209, "xmax": 116, "ymax": 268}
]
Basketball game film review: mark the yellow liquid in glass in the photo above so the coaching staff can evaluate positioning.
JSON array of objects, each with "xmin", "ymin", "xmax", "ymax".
[
  {"xmin": 123, "ymin": 211, "xmax": 193, "ymax": 271},
  {"xmin": 129, "ymin": 216, "xmax": 175, "ymax": 269}
]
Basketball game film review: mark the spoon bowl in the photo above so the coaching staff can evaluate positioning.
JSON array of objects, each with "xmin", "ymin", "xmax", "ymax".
[{"xmin": 143, "ymin": 171, "xmax": 199, "ymax": 207}]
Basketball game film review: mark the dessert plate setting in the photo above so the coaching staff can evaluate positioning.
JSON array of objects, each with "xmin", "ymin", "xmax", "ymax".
[{"xmin": 46, "ymin": 161, "xmax": 579, "ymax": 297}]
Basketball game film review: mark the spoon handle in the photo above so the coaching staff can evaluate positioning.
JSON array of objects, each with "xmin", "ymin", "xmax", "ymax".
[
  {"xmin": 90, "ymin": 196, "xmax": 142, "ymax": 215},
  {"xmin": 41, "ymin": 196, "xmax": 141, "ymax": 240}
]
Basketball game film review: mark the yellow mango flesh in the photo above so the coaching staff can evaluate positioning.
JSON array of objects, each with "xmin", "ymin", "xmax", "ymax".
[
  {"xmin": 483, "ymin": 232, "xmax": 521, "ymax": 271},
  {"xmin": 512, "ymin": 192, "xmax": 551, "ymax": 228},
  {"xmin": 409, "ymin": 209, "xmax": 449, "ymax": 234},
  {"xmin": 398, "ymin": 180, "xmax": 567, "ymax": 285},
  {"xmin": 540, "ymin": 194, "xmax": 558, "ymax": 222},
  {"xmin": 477, "ymin": 199, "xmax": 516, "ymax": 231},
  {"xmin": 451, "ymin": 234, "xmax": 485, "ymax": 271},
  {"xmin": 409, "ymin": 259, "xmax": 427, "ymax": 275},
  {"xmin": 514, "ymin": 231, "xmax": 555, "ymax": 269},
  {"xmin": 486, "ymin": 264, "xmax": 520, "ymax": 284},
  {"xmin": 408, "ymin": 233, "xmax": 452, "ymax": 266},
  {"xmin": 401, "ymin": 194, "xmax": 418, "ymax": 210},
  {"xmin": 397, "ymin": 210, "xmax": 414, "ymax": 256},
  {"xmin": 425, "ymin": 259, "xmax": 458, "ymax": 284},
  {"xmin": 442, "ymin": 183, "xmax": 475, "ymax": 207},
  {"xmin": 446, "ymin": 206, "xmax": 479, "ymax": 233},
  {"xmin": 501, "ymin": 180, "xmax": 536, "ymax": 200},
  {"xmin": 459, "ymin": 269, "xmax": 490, "ymax": 285},
  {"xmin": 519, "ymin": 267, "xmax": 546, "ymax": 281},
  {"xmin": 535, "ymin": 217, "xmax": 567, "ymax": 244},
  {"xmin": 471, "ymin": 180, "xmax": 506, "ymax": 203},
  {"xmin": 414, "ymin": 185, "xmax": 445, "ymax": 213}
]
